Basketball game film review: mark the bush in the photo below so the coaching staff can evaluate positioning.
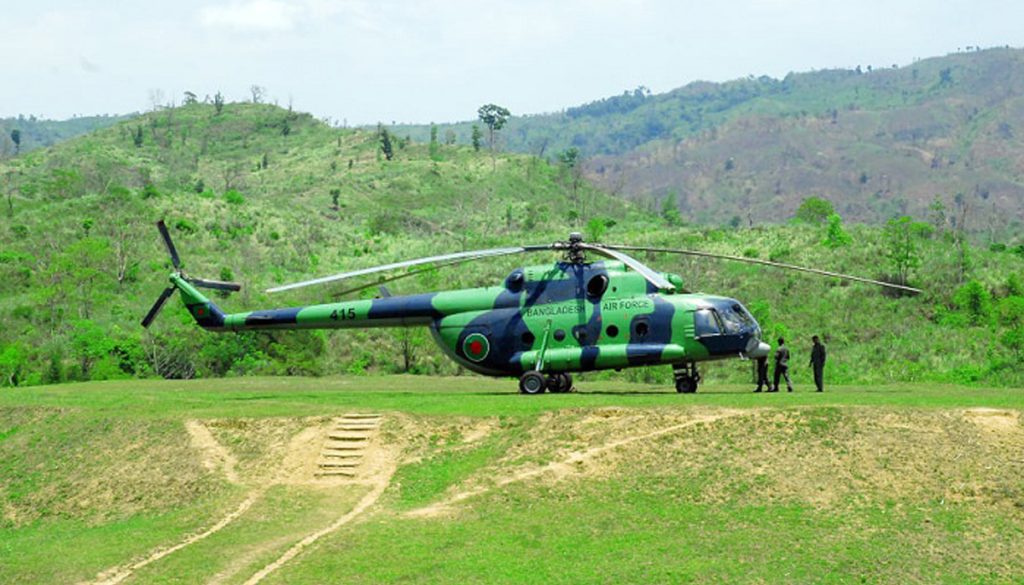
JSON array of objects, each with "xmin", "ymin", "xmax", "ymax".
[
  {"xmin": 952, "ymin": 280, "xmax": 993, "ymax": 326},
  {"xmin": 822, "ymin": 213, "xmax": 852, "ymax": 248},
  {"xmin": 223, "ymin": 190, "xmax": 245, "ymax": 205}
]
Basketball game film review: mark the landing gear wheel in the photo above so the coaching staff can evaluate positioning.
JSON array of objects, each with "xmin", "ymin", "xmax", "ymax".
[
  {"xmin": 547, "ymin": 373, "xmax": 574, "ymax": 393},
  {"xmin": 675, "ymin": 376, "xmax": 697, "ymax": 394},
  {"xmin": 519, "ymin": 370, "xmax": 547, "ymax": 395}
]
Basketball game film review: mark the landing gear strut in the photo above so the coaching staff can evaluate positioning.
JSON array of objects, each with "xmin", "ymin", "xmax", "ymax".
[{"xmin": 674, "ymin": 364, "xmax": 701, "ymax": 394}]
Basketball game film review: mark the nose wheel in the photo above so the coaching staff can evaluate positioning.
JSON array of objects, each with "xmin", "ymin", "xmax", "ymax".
[{"xmin": 674, "ymin": 364, "xmax": 700, "ymax": 394}]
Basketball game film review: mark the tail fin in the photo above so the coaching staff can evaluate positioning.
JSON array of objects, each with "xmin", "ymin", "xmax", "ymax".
[{"xmin": 141, "ymin": 220, "xmax": 240, "ymax": 329}]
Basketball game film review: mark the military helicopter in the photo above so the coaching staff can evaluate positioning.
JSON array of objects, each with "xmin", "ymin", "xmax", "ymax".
[{"xmin": 142, "ymin": 221, "xmax": 919, "ymax": 394}]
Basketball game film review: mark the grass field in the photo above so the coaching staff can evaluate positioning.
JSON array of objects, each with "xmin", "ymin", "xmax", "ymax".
[{"xmin": 2, "ymin": 375, "xmax": 1023, "ymax": 584}]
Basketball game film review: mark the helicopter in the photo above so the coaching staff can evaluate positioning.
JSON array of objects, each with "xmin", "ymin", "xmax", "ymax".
[{"xmin": 142, "ymin": 221, "xmax": 919, "ymax": 394}]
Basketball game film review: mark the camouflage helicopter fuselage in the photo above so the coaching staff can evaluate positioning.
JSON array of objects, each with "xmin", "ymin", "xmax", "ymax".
[{"xmin": 173, "ymin": 260, "xmax": 766, "ymax": 380}]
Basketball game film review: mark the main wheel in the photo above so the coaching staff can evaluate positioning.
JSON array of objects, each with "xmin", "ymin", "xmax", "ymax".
[
  {"xmin": 519, "ymin": 371, "xmax": 547, "ymax": 395},
  {"xmin": 547, "ymin": 373, "xmax": 573, "ymax": 393},
  {"xmin": 675, "ymin": 376, "xmax": 697, "ymax": 394},
  {"xmin": 560, "ymin": 373, "xmax": 574, "ymax": 393}
]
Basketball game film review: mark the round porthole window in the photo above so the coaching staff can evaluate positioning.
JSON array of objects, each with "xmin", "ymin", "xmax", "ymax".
[
  {"xmin": 553, "ymin": 329, "xmax": 566, "ymax": 342},
  {"xmin": 606, "ymin": 325, "xmax": 619, "ymax": 338},
  {"xmin": 635, "ymin": 322, "xmax": 649, "ymax": 338},
  {"xmin": 586, "ymin": 274, "xmax": 609, "ymax": 297}
]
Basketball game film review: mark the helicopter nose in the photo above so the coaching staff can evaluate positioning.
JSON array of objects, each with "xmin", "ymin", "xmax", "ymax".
[{"xmin": 744, "ymin": 340, "xmax": 771, "ymax": 358}]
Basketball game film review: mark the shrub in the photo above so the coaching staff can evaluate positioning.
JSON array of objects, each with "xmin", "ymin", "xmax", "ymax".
[
  {"xmin": 223, "ymin": 190, "xmax": 245, "ymax": 205},
  {"xmin": 952, "ymin": 280, "xmax": 993, "ymax": 326}
]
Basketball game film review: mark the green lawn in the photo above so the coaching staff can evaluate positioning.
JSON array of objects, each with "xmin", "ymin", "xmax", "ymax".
[{"xmin": 2, "ymin": 376, "xmax": 1023, "ymax": 584}]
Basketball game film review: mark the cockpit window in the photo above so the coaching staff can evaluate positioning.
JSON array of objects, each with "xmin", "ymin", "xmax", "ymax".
[
  {"xmin": 694, "ymin": 309, "xmax": 722, "ymax": 337},
  {"xmin": 717, "ymin": 303, "xmax": 757, "ymax": 334}
]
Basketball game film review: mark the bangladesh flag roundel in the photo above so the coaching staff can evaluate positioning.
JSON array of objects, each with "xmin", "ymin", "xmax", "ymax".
[{"xmin": 463, "ymin": 333, "xmax": 490, "ymax": 362}]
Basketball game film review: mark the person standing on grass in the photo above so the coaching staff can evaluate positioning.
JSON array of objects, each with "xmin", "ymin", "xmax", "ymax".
[
  {"xmin": 810, "ymin": 335, "xmax": 827, "ymax": 392},
  {"xmin": 753, "ymin": 355, "xmax": 770, "ymax": 392},
  {"xmin": 771, "ymin": 337, "xmax": 793, "ymax": 392}
]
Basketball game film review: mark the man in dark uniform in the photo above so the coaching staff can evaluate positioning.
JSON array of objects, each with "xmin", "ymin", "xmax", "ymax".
[
  {"xmin": 810, "ymin": 335, "xmax": 827, "ymax": 392},
  {"xmin": 753, "ymin": 356, "xmax": 769, "ymax": 392},
  {"xmin": 771, "ymin": 337, "xmax": 793, "ymax": 392}
]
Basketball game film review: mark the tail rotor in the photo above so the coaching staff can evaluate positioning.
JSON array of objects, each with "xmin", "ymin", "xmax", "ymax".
[{"xmin": 141, "ymin": 220, "xmax": 242, "ymax": 328}]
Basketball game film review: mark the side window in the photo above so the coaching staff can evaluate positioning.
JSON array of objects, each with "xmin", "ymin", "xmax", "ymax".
[
  {"xmin": 694, "ymin": 309, "xmax": 722, "ymax": 337},
  {"xmin": 586, "ymin": 274, "xmax": 609, "ymax": 298}
]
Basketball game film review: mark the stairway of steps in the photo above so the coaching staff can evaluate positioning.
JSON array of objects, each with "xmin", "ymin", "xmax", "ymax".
[{"xmin": 315, "ymin": 413, "xmax": 382, "ymax": 478}]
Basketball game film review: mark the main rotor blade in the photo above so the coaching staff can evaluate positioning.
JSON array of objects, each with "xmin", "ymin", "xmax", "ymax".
[
  {"xmin": 603, "ymin": 244, "xmax": 923, "ymax": 294},
  {"xmin": 329, "ymin": 254, "xmax": 506, "ymax": 299},
  {"xmin": 141, "ymin": 287, "xmax": 175, "ymax": 328},
  {"xmin": 186, "ymin": 277, "xmax": 242, "ymax": 292},
  {"xmin": 156, "ymin": 220, "xmax": 181, "ymax": 269},
  {"xmin": 583, "ymin": 244, "xmax": 676, "ymax": 291},
  {"xmin": 267, "ymin": 245, "xmax": 551, "ymax": 294}
]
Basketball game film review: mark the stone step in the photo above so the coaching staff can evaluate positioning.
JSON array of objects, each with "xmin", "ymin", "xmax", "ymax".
[
  {"xmin": 322, "ymin": 452, "xmax": 362, "ymax": 459},
  {"xmin": 316, "ymin": 470, "xmax": 356, "ymax": 477},
  {"xmin": 342, "ymin": 413, "xmax": 382, "ymax": 419},
  {"xmin": 319, "ymin": 461, "xmax": 359, "ymax": 468},
  {"xmin": 328, "ymin": 433, "xmax": 368, "ymax": 441},
  {"xmin": 323, "ymin": 444, "xmax": 364, "ymax": 451}
]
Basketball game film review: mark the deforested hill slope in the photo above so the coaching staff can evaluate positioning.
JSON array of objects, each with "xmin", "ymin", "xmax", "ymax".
[
  {"xmin": 0, "ymin": 101, "xmax": 1022, "ymax": 389},
  {"xmin": 0, "ymin": 101, "xmax": 640, "ymax": 384},
  {"xmin": 398, "ymin": 47, "xmax": 1024, "ymax": 230}
]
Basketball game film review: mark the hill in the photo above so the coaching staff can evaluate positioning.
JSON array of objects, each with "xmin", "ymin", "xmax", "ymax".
[
  {"xmin": 395, "ymin": 47, "xmax": 1024, "ymax": 232},
  {"xmin": 0, "ymin": 102, "xmax": 1022, "ymax": 389},
  {"xmin": 1, "ymin": 378, "xmax": 1023, "ymax": 583},
  {"xmin": 0, "ymin": 113, "xmax": 129, "ymax": 157}
]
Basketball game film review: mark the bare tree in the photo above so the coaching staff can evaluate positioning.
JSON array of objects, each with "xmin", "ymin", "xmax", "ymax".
[{"xmin": 250, "ymin": 85, "xmax": 266, "ymax": 104}]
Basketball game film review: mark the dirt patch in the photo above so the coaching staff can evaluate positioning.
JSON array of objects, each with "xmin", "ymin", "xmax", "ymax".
[
  {"xmin": 964, "ymin": 408, "xmax": 1021, "ymax": 435},
  {"xmin": 185, "ymin": 420, "xmax": 240, "ymax": 484}
]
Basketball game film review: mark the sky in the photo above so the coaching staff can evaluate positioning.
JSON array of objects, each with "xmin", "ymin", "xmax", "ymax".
[{"xmin": 1, "ymin": 0, "xmax": 1021, "ymax": 124}]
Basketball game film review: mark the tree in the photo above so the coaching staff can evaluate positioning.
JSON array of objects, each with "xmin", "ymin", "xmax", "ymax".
[
  {"xmin": 250, "ymin": 85, "xmax": 266, "ymax": 104},
  {"xmin": 470, "ymin": 125, "xmax": 482, "ymax": 152},
  {"xmin": 378, "ymin": 126, "xmax": 394, "ymax": 161},
  {"xmin": 477, "ymin": 103, "xmax": 510, "ymax": 169},
  {"xmin": 213, "ymin": 91, "xmax": 225, "ymax": 115},
  {"xmin": 795, "ymin": 196, "xmax": 835, "ymax": 224},
  {"xmin": 0, "ymin": 343, "xmax": 26, "ymax": 387},
  {"xmin": 10, "ymin": 129, "xmax": 21, "ymax": 154},
  {"xmin": 822, "ymin": 213, "xmax": 852, "ymax": 248},
  {"xmin": 661, "ymin": 194, "xmax": 682, "ymax": 226},
  {"xmin": 558, "ymin": 147, "xmax": 583, "ymax": 217},
  {"xmin": 132, "ymin": 125, "xmax": 144, "ymax": 147},
  {"xmin": 883, "ymin": 216, "xmax": 921, "ymax": 285},
  {"xmin": 183, "ymin": 91, "xmax": 198, "ymax": 105},
  {"xmin": 428, "ymin": 124, "xmax": 440, "ymax": 160}
]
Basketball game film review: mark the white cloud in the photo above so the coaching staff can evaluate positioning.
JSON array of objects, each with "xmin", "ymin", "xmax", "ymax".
[{"xmin": 199, "ymin": 0, "xmax": 303, "ymax": 32}]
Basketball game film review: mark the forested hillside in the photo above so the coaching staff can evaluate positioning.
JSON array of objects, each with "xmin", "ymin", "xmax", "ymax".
[
  {"xmin": 397, "ymin": 47, "xmax": 1024, "ymax": 232},
  {"xmin": 0, "ymin": 114, "xmax": 129, "ymax": 157},
  {"xmin": 0, "ymin": 103, "xmax": 1021, "ymax": 388}
]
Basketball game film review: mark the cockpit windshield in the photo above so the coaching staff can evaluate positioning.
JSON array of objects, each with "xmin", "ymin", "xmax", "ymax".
[
  {"xmin": 696, "ymin": 301, "xmax": 760, "ymax": 337},
  {"xmin": 717, "ymin": 303, "xmax": 757, "ymax": 334}
]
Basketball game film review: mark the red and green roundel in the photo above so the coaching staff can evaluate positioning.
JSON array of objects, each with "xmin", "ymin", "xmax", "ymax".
[{"xmin": 463, "ymin": 333, "xmax": 490, "ymax": 362}]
